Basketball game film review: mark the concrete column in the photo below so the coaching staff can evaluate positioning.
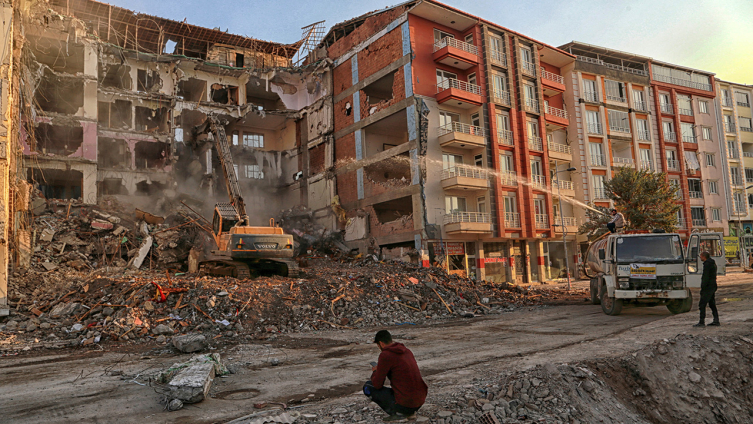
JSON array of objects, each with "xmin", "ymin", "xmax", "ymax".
[{"xmin": 535, "ymin": 239, "xmax": 546, "ymax": 281}]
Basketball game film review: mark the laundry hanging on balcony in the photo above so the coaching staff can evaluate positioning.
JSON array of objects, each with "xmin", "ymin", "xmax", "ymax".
[{"xmin": 684, "ymin": 151, "xmax": 700, "ymax": 171}]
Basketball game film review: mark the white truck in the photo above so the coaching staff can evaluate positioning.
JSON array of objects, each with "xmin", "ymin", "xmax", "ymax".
[{"xmin": 585, "ymin": 232, "xmax": 726, "ymax": 316}]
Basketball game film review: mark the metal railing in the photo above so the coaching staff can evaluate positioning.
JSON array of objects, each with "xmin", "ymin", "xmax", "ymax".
[
  {"xmin": 583, "ymin": 90, "xmax": 599, "ymax": 103},
  {"xmin": 665, "ymin": 131, "xmax": 677, "ymax": 141},
  {"xmin": 692, "ymin": 218, "xmax": 707, "ymax": 227},
  {"xmin": 497, "ymin": 129, "xmax": 513, "ymax": 146},
  {"xmin": 607, "ymin": 94, "xmax": 626, "ymax": 103},
  {"xmin": 590, "ymin": 154, "xmax": 607, "ymax": 166},
  {"xmin": 741, "ymin": 126, "xmax": 753, "ymax": 132},
  {"xmin": 637, "ymin": 130, "xmax": 651, "ymax": 141},
  {"xmin": 525, "ymin": 98, "xmax": 540, "ymax": 113},
  {"xmin": 587, "ymin": 123, "xmax": 603, "ymax": 134},
  {"xmin": 499, "ymin": 171, "xmax": 518, "ymax": 186},
  {"xmin": 490, "ymin": 50, "xmax": 507, "ymax": 67},
  {"xmin": 609, "ymin": 123, "xmax": 631, "ymax": 133},
  {"xmin": 667, "ymin": 159, "xmax": 679, "ymax": 170},
  {"xmin": 612, "ymin": 157, "xmax": 634, "ymax": 167},
  {"xmin": 528, "ymin": 136, "xmax": 543, "ymax": 151},
  {"xmin": 443, "ymin": 211, "xmax": 492, "ymax": 224},
  {"xmin": 436, "ymin": 78, "xmax": 483, "ymax": 96},
  {"xmin": 728, "ymin": 150, "xmax": 739, "ymax": 159},
  {"xmin": 433, "ymin": 37, "xmax": 478, "ymax": 56},
  {"xmin": 493, "ymin": 90, "xmax": 511, "ymax": 106},
  {"xmin": 522, "ymin": 61, "xmax": 536, "ymax": 77},
  {"xmin": 535, "ymin": 214, "xmax": 549, "ymax": 229},
  {"xmin": 531, "ymin": 174, "xmax": 546, "ymax": 189},
  {"xmin": 660, "ymin": 103, "xmax": 674, "ymax": 114},
  {"xmin": 540, "ymin": 67, "xmax": 564, "ymax": 84},
  {"xmin": 555, "ymin": 216, "xmax": 578, "ymax": 227},
  {"xmin": 633, "ymin": 100, "xmax": 647, "ymax": 111},
  {"xmin": 545, "ymin": 105, "xmax": 568, "ymax": 119},
  {"xmin": 441, "ymin": 164, "xmax": 489, "ymax": 180},
  {"xmin": 689, "ymin": 191, "xmax": 703, "ymax": 199},
  {"xmin": 593, "ymin": 188, "xmax": 609, "ymax": 199},
  {"xmin": 721, "ymin": 98, "xmax": 734, "ymax": 107},
  {"xmin": 640, "ymin": 161, "xmax": 653, "ymax": 171},
  {"xmin": 438, "ymin": 122, "xmax": 486, "ymax": 137},
  {"xmin": 682, "ymin": 135, "xmax": 697, "ymax": 143},
  {"xmin": 653, "ymin": 74, "xmax": 711, "ymax": 91},
  {"xmin": 548, "ymin": 141, "xmax": 571, "ymax": 155},
  {"xmin": 575, "ymin": 56, "xmax": 648, "ymax": 76},
  {"xmin": 738, "ymin": 101, "xmax": 751, "ymax": 108},
  {"xmin": 743, "ymin": 152, "xmax": 753, "ymax": 158},
  {"xmin": 725, "ymin": 123, "xmax": 737, "ymax": 134},
  {"xmin": 679, "ymin": 107, "xmax": 694, "ymax": 116},
  {"xmin": 554, "ymin": 179, "xmax": 574, "ymax": 191},
  {"xmin": 731, "ymin": 176, "xmax": 744, "ymax": 186},
  {"xmin": 504, "ymin": 212, "xmax": 520, "ymax": 228}
]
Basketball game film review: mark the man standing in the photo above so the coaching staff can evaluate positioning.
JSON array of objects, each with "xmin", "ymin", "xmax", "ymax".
[
  {"xmin": 607, "ymin": 209, "xmax": 624, "ymax": 233},
  {"xmin": 694, "ymin": 251, "xmax": 720, "ymax": 327},
  {"xmin": 363, "ymin": 330, "xmax": 428, "ymax": 421}
]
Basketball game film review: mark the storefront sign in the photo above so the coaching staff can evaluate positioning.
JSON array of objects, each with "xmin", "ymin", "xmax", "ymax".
[
  {"xmin": 724, "ymin": 236, "xmax": 739, "ymax": 258},
  {"xmin": 433, "ymin": 242, "xmax": 465, "ymax": 255},
  {"xmin": 483, "ymin": 257, "xmax": 507, "ymax": 264}
]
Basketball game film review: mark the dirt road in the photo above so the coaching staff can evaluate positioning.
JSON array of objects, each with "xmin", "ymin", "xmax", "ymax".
[{"xmin": 2, "ymin": 273, "xmax": 752, "ymax": 424}]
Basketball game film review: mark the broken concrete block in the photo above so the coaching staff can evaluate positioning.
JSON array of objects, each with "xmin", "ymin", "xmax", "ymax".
[
  {"xmin": 41, "ymin": 261, "xmax": 57, "ymax": 271},
  {"xmin": 50, "ymin": 302, "xmax": 80, "ymax": 318},
  {"xmin": 129, "ymin": 235, "xmax": 153, "ymax": 269},
  {"xmin": 172, "ymin": 334, "xmax": 207, "ymax": 353},
  {"xmin": 112, "ymin": 226, "xmax": 126, "ymax": 236},
  {"xmin": 91, "ymin": 220, "xmax": 114, "ymax": 230},
  {"xmin": 153, "ymin": 324, "xmax": 173, "ymax": 335},
  {"xmin": 167, "ymin": 361, "xmax": 215, "ymax": 403},
  {"xmin": 40, "ymin": 228, "xmax": 55, "ymax": 242}
]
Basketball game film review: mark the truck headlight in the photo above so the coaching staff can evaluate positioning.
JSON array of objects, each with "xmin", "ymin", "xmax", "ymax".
[{"xmin": 618, "ymin": 277, "xmax": 630, "ymax": 289}]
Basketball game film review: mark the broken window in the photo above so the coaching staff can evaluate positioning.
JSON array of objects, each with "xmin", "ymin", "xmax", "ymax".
[
  {"xmin": 28, "ymin": 36, "xmax": 85, "ymax": 74},
  {"xmin": 135, "ymin": 107, "xmax": 169, "ymax": 133},
  {"xmin": 100, "ymin": 178, "xmax": 128, "ymax": 195},
  {"xmin": 244, "ymin": 164, "xmax": 263, "ymax": 179},
  {"xmin": 235, "ymin": 53, "xmax": 245, "ymax": 68},
  {"xmin": 99, "ymin": 63, "xmax": 132, "ymax": 90},
  {"xmin": 28, "ymin": 168, "xmax": 83, "ymax": 200},
  {"xmin": 136, "ymin": 180, "xmax": 168, "ymax": 196},
  {"xmin": 34, "ymin": 70, "xmax": 84, "ymax": 114},
  {"xmin": 98, "ymin": 138, "xmax": 131, "ymax": 169},
  {"xmin": 177, "ymin": 78, "xmax": 208, "ymax": 102},
  {"xmin": 372, "ymin": 196, "xmax": 413, "ymax": 224},
  {"xmin": 98, "ymin": 100, "xmax": 132, "ymax": 129},
  {"xmin": 210, "ymin": 84, "xmax": 239, "ymax": 105},
  {"xmin": 134, "ymin": 141, "xmax": 169, "ymax": 169},
  {"xmin": 242, "ymin": 133, "xmax": 264, "ymax": 148},
  {"xmin": 363, "ymin": 70, "xmax": 396, "ymax": 106},
  {"xmin": 34, "ymin": 123, "xmax": 83, "ymax": 156},
  {"xmin": 137, "ymin": 69, "xmax": 161, "ymax": 92}
]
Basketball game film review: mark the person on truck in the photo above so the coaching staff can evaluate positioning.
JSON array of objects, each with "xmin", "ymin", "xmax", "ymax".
[
  {"xmin": 607, "ymin": 209, "xmax": 624, "ymax": 233},
  {"xmin": 694, "ymin": 251, "xmax": 720, "ymax": 327}
]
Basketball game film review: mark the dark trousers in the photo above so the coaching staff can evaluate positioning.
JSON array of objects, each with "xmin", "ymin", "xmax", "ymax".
[
  {"xmin": 607, "ymin": 223, "xmax": 620, "ymax": 233},
  {"xmin": 698, "ymin": 290, "xmax": 719, "ymax": 322},
  {"xmin": 363, "ymin": 381, "xmax": 420, "ymax": 416}
]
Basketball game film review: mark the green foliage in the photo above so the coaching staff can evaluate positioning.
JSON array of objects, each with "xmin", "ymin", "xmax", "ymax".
[{"xmin": 579, "ymin": 167, "xmax": 681, "ymax": 239}]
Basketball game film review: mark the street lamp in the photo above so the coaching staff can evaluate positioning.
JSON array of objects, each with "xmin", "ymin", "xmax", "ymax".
[{"xmin": 554, "ymin": 165, "xmax": 578, "ymax": 291}]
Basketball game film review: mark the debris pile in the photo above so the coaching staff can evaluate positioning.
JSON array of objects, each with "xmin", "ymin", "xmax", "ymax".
[{"xmin": 277, "ymin": 205, "xmax": 351, "ymax": 256}]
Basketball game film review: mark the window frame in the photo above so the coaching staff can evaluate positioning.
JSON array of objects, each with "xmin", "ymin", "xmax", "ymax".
[{"xmin": 242, "ymin": 132, "xmax": 264, "ymax": 148}]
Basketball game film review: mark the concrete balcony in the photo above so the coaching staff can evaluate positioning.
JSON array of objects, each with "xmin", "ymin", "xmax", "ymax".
[
  {"xmin": 612, "ymin": 157, "xmax": 635, "ymax": 168},
  {"xmin": 436, "ymin": 78, "xmax": 483, "ymax": 108},
  {"xmin": 492, "ymin": 90, "xmax": 511, "ymax": 106},
  {"xmin": 438, "ymin": 122, "xmax": 486, "ymax": 149},
  {"xmin": 499, "ymin": 171, "xmax": 518, "ymax": 186},
  {"xmin": 528, "ymin": 136, "xmax": 543, "ymax": 152},
  {"xmin": 497, "ymin": 129, "xmax": 514, "ymax": 146},
  {"xmin": 441, "ymin": 165, "xmax": 489, "ymax": 191},
  {"xmin": 692, "ymin": 219, "xmax": 707, "ymax": 227},
  {"xmin": 689, "ymin": 191, "xmax": 703, "ymax": 199},
  {"xmin": 679, "ymin": 107, "xmax": 693, "ymax": 116},
  {"xmin": 667, "ymin": 159, "xmax": 679, "ymax": 171},
  {"xmin": 432, "ymin": 37, "xmax": 479, "ymax": 70},
  {"xmin": 540, "ymin": 67, "xmax": 565, "ymax": 93},
  {"xmin": 545, "ymin": 105, "xmax": 568, "ymax": 126},
  {"xmin": 490, "ymin": 50, "xmax": 507, "ymax": 67},
  {"xmin": 682, "ymin": 135, "xmax": 697, "ymax": 144},
  {"xmin": 522, "ymin": 61, "xmax": 536, "ymax": 77},
  {"xmin": 531, "ymin": 174, "xmax": 547, "ymax": 190},
  {"xmin": 534, "ymin": 214, "xmax": 549, "ymax": 229},
  {"xmin": 553, "ymin": 216, "xmax": 578, "ymax": 234},
  {"xmin": 552, "ymin": 179, "xmax": 575, "ymax": 197},
  {"xmin": 524, "ymin": 98, "xmax": 540, "ymax": 113},
  {"xmin": 504, "ymin": 212, "xmax": 521, "ymax": 228},
  {"xmin": 660, "ymin": 103, "xmax": 674, "ymax": 114},
  {"xmin": 443, "ymin": 212, "xmax": 492, "ymax": 234},
  {"xmin": 548, "ymin": 141, "xmax": 572, "ymax": 161}
]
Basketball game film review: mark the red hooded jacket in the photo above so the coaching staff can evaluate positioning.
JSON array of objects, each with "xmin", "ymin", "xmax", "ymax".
[{"xmin": 370, "ymin": 342, "xmax": 428, "ymax": 408}]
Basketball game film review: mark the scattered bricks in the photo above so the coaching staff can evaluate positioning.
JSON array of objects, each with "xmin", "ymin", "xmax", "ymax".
[
  {"xmin": 91, "ymin": 219, "xmax": 114, "ymax": 230},
  {"xmin": 172, "ymin": 334, "xmax": 208, "ymax": 353},
  {"xmin": 479, "ymin": 411, "xmax": 501, "ymax": 424}
]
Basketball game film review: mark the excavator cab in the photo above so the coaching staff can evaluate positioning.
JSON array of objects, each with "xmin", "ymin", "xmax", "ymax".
[{"xmin": 212, "ymin": 203, "xmax": 240, "ymax": 250}]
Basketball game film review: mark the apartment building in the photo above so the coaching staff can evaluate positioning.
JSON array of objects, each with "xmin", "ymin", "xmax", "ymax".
[
  {"xmin": 717, "ymin": 80, "xmax": 753, "ymax": 234},
  {"xmin": 21, "ymin": 0, "xmax": 334, "ymax": 226},
  {"xmin": 323, "ymin": 0, "xmax": 575, "ymax": 283}
]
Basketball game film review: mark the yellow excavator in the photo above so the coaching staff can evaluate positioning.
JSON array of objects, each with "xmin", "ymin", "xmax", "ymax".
[{"xmin": 192, "ymin": 116, "xmax": 299, "ymax": 278}]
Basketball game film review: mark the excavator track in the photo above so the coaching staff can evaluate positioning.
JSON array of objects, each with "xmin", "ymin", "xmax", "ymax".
[
  {"xmin": 282, "ymin": 260, "xmax": 302, "ymax": 278},
  {"xmin": 200, "ymin": 261, "xmax": 252, "ymax": 279}
]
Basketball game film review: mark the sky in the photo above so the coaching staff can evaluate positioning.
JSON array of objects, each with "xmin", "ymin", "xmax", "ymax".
[{"xmin": 106, "ymin": 0, "xmax": 753, "ymax": 84}]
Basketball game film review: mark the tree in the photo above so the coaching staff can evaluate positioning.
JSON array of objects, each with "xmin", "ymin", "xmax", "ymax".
[{"xmin": 579, "ymin": 167, "xmax": 681, "ymax": 239}]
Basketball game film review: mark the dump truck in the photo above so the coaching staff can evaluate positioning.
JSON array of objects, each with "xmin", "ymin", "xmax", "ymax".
[
  {"xmin": 585, "ymin": 231, "xmax": 725, "ymax": 315},
  {"xmin": 191, "ymin": 116, "xmax": 299, "ymax": 278}
]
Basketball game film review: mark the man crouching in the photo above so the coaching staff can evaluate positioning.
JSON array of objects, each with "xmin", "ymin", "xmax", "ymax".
[{"xmin": 363, "ymin": 330, "xmax": 428, "ymax": 422}]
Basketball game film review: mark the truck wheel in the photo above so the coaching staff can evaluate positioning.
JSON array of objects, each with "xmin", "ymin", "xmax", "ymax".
[
  {"xmin": 590, "ymin": 278, "xmax": 601, "ymax": 305},
  {"xmin": 600, "ymin": 284, "xmax": 623, "ymax": 315},
  {"xmin": 667, "ymin": 291, "xmax": 692, "ymax": 314}
]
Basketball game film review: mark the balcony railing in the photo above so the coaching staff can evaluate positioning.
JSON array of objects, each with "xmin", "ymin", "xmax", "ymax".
[
  {"xmin": 741, "ymin": 126, "xmax": 753, "ymax": 132},
  {"xmin": 497, "ymin": 129, "xmax": 513, "ymax": 146},
  {"xmin": 612, "ymin": 157, "xmax": 634, "ymax": 167},
  {"xmin": 637, "ymin": 130, "xmax": 651, "ymax": 141},
  {"xmin": 738, "ymin": 101, "xmax": 751, "ymax": 108},
  {"xmin": 665, "ymin": 131, "xmax": 677, "ymax": 141},
  {"xmin": 692, "ymin": 219, "xmax": 707, "ymax": 227},
  {"xmin": 633, "ymin": 100, "xmax": 647, "ymax": 111},
  {"xmin": 436, "ymin": 78, "xmax": 483, "ymax": 96},
  {"xmin": 540, "ymin": 67, "xmax": 564, "ymax": 85},
  {"xmin": 590, "ymin": 154, "xmax": 607, "ymax": 166},
  {"xmin": 555, "ymin": 216, "xmax": 578, "ymax": 227},
  {"xmin": 490, "ymin": 50, "xmax": 507, "ymax": 67},
  {"xmin": 593, "ymin": 188, "xmax": 609, "ymax": 199},
  {"xmin": 504, "ymin": 212, "xmax": 520, "ymax": 228},
  {"xmin": 499, "ymin": 171, "xmax": 518, "ymax": 186},
  {"xmin": 554, "ymin": 179, "xmax": 574, "ymax": 191},
  {"xmin": 531, "ymin": 174, "xmax": 547, "ymax": 189},
  {"xmin": 609, "ymin": 123, "xmax": 631, "ymax": 133},
  {"xmin": 689, "ymin": 191, "xmax": 703, "ymax": 199},
  {"xmin": 728, "ymin": 150, "xmax": 739, "ymax": 159},
  {"xmin": 522, "ymin": 61, "xmax": 536, "ymax": 77},
  {"xmin": 743, "ymin": 152, "xmax": 753, "ymax": 158},
  {"xmin": 575, "ymin": 56, "xmax": 648, "ymax": 76},
  {"xmin": 667, "ymin": 159, "xmax": 679, "ymax": 170},
  {"xmin": 441, "ymin": 164, "xmax": 489, "ymax": 180},
  {"xmin": 607, "ymin": 94, "xmax": 626, "ymax": 103},
  {"xmin": 583, "ymin": 90, "xmax": 599, "ymax": 103},
  {"xmin": 535, "ymin": 214, "xmax": 549, "ymax": 229},
  {"xmin": 682, "ymin": 135, "xmax": 697, "ymax": 143},
  {"xmin": 722, "ymin": 98, "xmax": 733, "ymax": 107},
  {"xmin": 528, "ymin": 136, "xmax": 543, "ymax": 151},
  {"xmin": 433, "ymin": 37, "xmax": 478, "ymax": 56},
  {"xmin": 438, "ymin": 122, "xmax": 486, "ymax": 137},
  {"xmin": 545, "ymin": 105, "xmax": 568, "ymax": 119},
  {"xmin": 660, "ymin": 103, "xmax": 674, "ymax": 114},
  {"xmin": 725, "ymin": 123, "xmax": 737, "ymax": 134},
  {"xmin": 443, "ymin": 211, "xmax": 491, "ymax": 224},
  {"xmin": 679, "ymin": 107, "xmax": 693, "ymax": 116},
  {"xmin": 525, "ymin": 98, "xmax": 540, "ymax": 113},
  {"xmin": 653, "ymin": 74, "xmax": 711, "ymax": 91},
  {"xmin": 548, "ymin": 141, "xmax": 571, "ymax": 155},
  {"xmin": 493, "ymin": 90, "xmax": 511, "ymax": 106},
  {"xmin": 587, "ymin": 123, "xmax": 603, "ymax": 134},
  {"xmin": 731, "ymin": 176, "xmax": 744, "ymax": 186},
  {"xmin": 640, "ymin": 161, "xmax": 653, "ymax": 171},
  {"xmin": 676, "ymin": 221, "xmax": 687, "ymax": 229}
]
